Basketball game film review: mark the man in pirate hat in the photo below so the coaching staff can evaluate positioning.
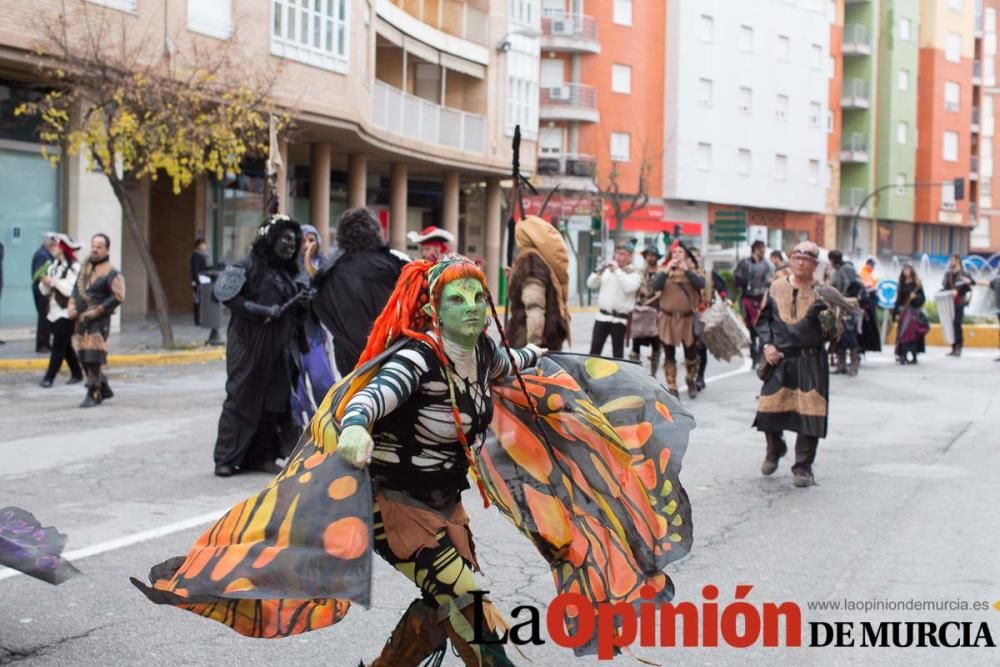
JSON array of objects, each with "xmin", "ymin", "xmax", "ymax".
[
  {"xmin": 407, "ymin": 226, "xmax": 455, "ymax": 263},
  {"xmin": 629, "ymin": 244, "xmax": 664, "ymax": 375}
]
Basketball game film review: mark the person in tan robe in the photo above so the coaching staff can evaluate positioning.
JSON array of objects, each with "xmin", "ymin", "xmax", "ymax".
[
  {"xmin": 651, "ymin": 241, "xmax": 706, "ymax": 397},
  {"xmin": 506, "ymin": 215, "xmax": 571, "ymax": 350}
]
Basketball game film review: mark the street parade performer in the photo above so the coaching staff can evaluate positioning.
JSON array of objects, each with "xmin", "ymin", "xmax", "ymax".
[
  {"xmin": 71, "ymin": 233, "xmax": 125, "ymax": 408},
  {"xmin": 651, "ymin": 240, "xmax": 706, "ymax": 398},
  {"xmin": 211, "ymin": 214, "xmax": 308, "ymax": 477},
  {"xmin": 506, "ymin": 215, "xmax": 572, "ymax": 351},
  {"xmin": 132, "ymin": 255, "xmax": 695, "ymax": 666},
  {"xmin": 753, "ymin": 242, "xmax": 837, "ymax": 488}
]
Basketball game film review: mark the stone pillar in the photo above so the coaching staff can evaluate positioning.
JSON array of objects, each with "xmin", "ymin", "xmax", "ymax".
[
  {"xmin": 276, "ymin": 136, "xmax": 289, "ymax": 213},
  {"xmin": 442, "ymin": 170, "xmax": 460, "ymax": 247},
  {"xmin": 310, "ymin": 142, "xmax": 332, "ymax": 249},
  {"xmin": 348, "ymin": 153, "xmax": 368, "ymax": 209},
  {"xmin": 390, "ymin": 163, "xmax": 408, "ymax": 251},
  {"xmin": 485, "ymin": 177, "xmax": 503, "ymax": 298}
]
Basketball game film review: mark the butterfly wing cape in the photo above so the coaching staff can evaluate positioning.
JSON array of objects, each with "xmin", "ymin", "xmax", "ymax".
[
  {"xmin": 479, "ymin": 354, "xmax": 694, "ymax": 651},
  {"xmin": 133, "ymin": 346, "xmax": 694, "ymax": 642},
  {"xmin": 0, "ymin": 506, "xmax": 81, "ymax": 585}
]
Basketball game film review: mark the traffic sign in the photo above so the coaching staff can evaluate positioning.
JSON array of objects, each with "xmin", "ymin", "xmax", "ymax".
[
  {"xmin": 713, "ymin": 209, "xmax": 747, "ymax": 242},
  {"xmin": 876, "ymin": 279, "xmax": 898, "ymax": 309}
]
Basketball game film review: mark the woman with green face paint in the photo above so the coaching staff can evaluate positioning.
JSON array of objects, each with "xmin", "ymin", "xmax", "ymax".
[{"xmin": 334, "ymin": 256, "xmax": 543, "ymax": 666}]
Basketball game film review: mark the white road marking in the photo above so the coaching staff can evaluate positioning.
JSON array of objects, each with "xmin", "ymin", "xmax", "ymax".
[
  {"xmin": 0, "ymin": 509, "xmax": 225, "ymax": 582},
  {"xmin": 0, "ymin": 361, "xmax": 755, "ymax": 584}
]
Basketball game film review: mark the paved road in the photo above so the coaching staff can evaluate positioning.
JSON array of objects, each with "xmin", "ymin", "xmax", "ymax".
[{"xmin": 2, "ymin": 320, "xmax": 999, "ymax": 666}]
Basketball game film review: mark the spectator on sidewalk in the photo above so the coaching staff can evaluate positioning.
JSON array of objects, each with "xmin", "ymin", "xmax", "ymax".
[
  {"xmin": 72, "ymin": 233, "xmax": 125, "ymax": 408},
  {"xmin": 942, "ymin": 254, "xmax": 973, "ymax": 358},
  {"xmin": 32, "ymin": 233, "xmax": 57, "ymax": 353},
  {"xmin": 587, "ymin": 245, "xmax": 640, "ymax": 359},
  {"xmin": 734, "ymin": 240, "xmax": 773, "ymax": 365},
  {"xmin": 190, "ymin": 237, "xmax": 210, "ymax": 326},
  {"xmin": 38, "ymin": 234, "xmax": 83, "ymax": 387},
  {"xmin": 629, "ymin": 245, "xmax": 663, "ymax": 375}
]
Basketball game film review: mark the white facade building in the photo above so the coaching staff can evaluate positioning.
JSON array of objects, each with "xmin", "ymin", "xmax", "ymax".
[{"xmin": 663, "ymin": 0, "xmax": 829, "ymax": 214}]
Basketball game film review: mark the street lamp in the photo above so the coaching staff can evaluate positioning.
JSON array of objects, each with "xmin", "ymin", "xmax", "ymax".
[{"xmin": 496, "ymin": 27, "xmax": 541, "ymax": 53}]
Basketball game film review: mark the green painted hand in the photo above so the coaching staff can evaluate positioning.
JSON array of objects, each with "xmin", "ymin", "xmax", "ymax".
[{"xmin": 337, "ymin": 425, "xmax": 373, "ymax": 469}]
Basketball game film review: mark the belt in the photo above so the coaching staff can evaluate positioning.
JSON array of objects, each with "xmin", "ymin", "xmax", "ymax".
[
  {"xmin": 599, "ymin": 309, "xmax": 631, "ymax": 319},
  {"xmin": 779, "ymin": 346, "xmax": 823, "ymax": 358},
  {"xmin": 661, "ymin": 311, "xmax": 693, "ymax": 319}
]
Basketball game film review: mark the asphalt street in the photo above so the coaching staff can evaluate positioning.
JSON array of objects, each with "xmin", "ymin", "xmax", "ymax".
[{"xmin": 2, "ymin": 315, "xmax": 999, "ymax": 666}]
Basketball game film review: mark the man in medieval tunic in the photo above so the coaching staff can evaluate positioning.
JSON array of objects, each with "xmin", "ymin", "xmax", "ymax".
[
  {"xmin": 753, "ymin": 242, "xmax": 836, "ymax": 488},
  {"xmin": 71, "ymin": 233, "xmax": 125, "ymax": 408}
]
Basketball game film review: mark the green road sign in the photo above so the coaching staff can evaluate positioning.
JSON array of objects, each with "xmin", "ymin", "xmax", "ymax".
[{"xmin": 713, "ymin": 209, "xmax": 747, "ymax": 242}]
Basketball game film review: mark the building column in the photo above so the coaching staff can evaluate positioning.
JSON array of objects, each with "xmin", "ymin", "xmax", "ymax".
[
  {"xmin": 310, "ymin": 142, "xmax": 332, "ymax": 249},
  {"xmin": 276, "ymin": 136, "xmax": 289, "ymax": 213},
  {"xmin": 390, "ymin": 163, "xmax": 408, "ymax": 251},
  {"xmin": 348, "ymin": 153, "xmax": 367, "ymax": 209},
  {"xmin": 442, "ymin": 170, "xmax": 460, "ymax": 247},
  {"xmin": 485, "ymin": 177, "xmax": 502, "ymax": 297}
]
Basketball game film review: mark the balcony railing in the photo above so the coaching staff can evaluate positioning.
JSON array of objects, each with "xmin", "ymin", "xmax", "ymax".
[
  {"xmin": 536, "ymin": 153, "xmax": 597, "ymax": 178},
  {"xmin": 973, "ymin": 106, "xmax": 981, "ymax": 131},
  {"xmin": 839, "ymin": 187, "xmax": 868, "ymax": 214},
  {"xmin": 974, "ymin": 60, "xmax": 983, "ymax": 82},
  {"xmin": 842, "ymin": 24, "xmax": 872, "ymax": 55},
  {"xmin": 841, "ymin": 79, "xmax": 871, "ymax": 108},
  {"xmin": 840, "ymin": 133, "xmax": 869, "ymax": 162},
  {"xmin": 971, "ymin": 154, "xmax": 980, "ymax": 176},
  {"xmin": 541, "ymin": 83, "xmax": 596, "ymax": 108},
  {"xmin": 541, "ymin": 12, "xmax": 598, "ymax": 44},
  {"xmin": 372, "ymin": 80, "xmax": 486, "ymax": 153}
]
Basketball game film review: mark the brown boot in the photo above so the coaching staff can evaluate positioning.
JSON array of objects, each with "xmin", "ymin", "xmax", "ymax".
[
  {"xmin": 685, "ymin": 357, "xmax": 700, "ymax": 398},
  {"xmin": 831, "ymin": 351, "xmax": 847, "ymax": 374},
  {"xmin": 370, "ymin": 599, "xmax": 447, "ymax": 667},
  {"xmin": 649, "ymin": 346, "xmax": 661, "ymax": 377},
  {"xmin": 664, "ymin": 360, "xmax": 679, "ymax": 397},
  {"xmin": 761, "ymin": 433, "xmax": 788, "ymax": 476},
  {"xmin": 439, "ymin": 595, "xmax": 515, "ymax": 667},
  {"xmin": 847, "ymin": 349, "xmax": 860, "ymax": 376}
]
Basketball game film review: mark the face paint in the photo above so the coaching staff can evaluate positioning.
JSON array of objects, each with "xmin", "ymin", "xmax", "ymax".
[
  {"xmin": 275, "ymin": 230, "xmax": 297, "ymax": 261},
  {"xmin": 437, "ymin": 278, "xmax": 488, "ymax": 348}
]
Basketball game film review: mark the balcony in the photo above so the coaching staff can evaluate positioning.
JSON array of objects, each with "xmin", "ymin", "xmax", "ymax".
[
  {"xmin": 977, "ymin": 13, "xmax": 984, "ymax": 37},
  {"xmin": 973, "ymin": 60, "xmax": 983, "ymax": 85},
  {"xmin": 973, "ymin": 106, "xmax": 981, "ymax": 133},
  {"xmin": 372, "ymin": 80, "xmax": 486, "ymax": 154},
  {"xmin": 536, "ymin": 153, "xmax": 597, "ymax": 178},
  {"xmin": 540, "ymin": 83, "xmax": 599, "ymax": 123},
  {"xmin": 840, "ymin": 133, "xmax": 869, "ymax": 163},
  {"xmin": 540, "ymin": 11, "xmax": 600, "ymax": 54},
  {"xmin": 971, "ymin": 154, "xmax": 980, "ymax": 180},
  {"xmin": 842, "ymin": 24, "xmax": 872, "ymax": 56},
  {"xmin": 839, "ymin": 187, "xmax": 868, "ymax": 215},
  {"xmin": 383, "ymin": 0, "xmax": 489, "ymax": 46},
  {"xmin": 841, "ymin": 79, "xmax": 871, "ymax": 109}
]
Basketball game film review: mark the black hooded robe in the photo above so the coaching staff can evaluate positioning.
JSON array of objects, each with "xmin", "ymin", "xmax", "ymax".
[{"xmin": 214, "ymin": 230, "xmax": 307, "ymax": 470}]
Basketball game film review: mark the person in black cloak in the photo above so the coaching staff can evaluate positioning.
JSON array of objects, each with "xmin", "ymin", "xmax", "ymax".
[
  {"xmin": 312, "ymin": 207, "xmax": 409, "ymax": 377},
  {"xmin": 212, "ymin": 214, "xmax": 307, "ymax": 478}
]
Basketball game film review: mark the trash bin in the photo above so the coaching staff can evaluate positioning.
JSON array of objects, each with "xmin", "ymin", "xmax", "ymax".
[{"xmin": 198, "ymin": 270, "xmax": 224, "ymax": 331}]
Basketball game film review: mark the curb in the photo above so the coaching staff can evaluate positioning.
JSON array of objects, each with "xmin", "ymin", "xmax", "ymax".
[{"xmin": 0, "ymin": 348, "xmax": 225, "ymax": 372}]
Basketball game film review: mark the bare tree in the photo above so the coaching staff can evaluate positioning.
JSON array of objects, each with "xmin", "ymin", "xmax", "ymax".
[
  {"xmin": 593, "ymin": 141, "xmax": 656, "ymax": 245},
  {"xmin": 16, "ymin": 3, "xmax": 285, "ymax": 349}
]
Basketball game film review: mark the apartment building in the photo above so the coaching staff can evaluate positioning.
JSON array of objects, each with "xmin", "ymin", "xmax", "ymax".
[
  {"xmin": 0, "ymin": 0, "xmax": 537, "ymax": 325},
  {"xmin": 664, "ymin": 0, "xmax": 830, "ymax": 254},
  {"xmin": 973, "ymin": 0, "xmax": 1000, "ymax": 253},
  {"xmin": 826, "ymin": 0, "xmax": 845, "ymax": 251}
]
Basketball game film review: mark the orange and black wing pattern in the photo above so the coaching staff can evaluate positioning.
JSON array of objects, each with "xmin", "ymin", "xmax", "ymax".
[
  {"xmin": 481, "ymin": 354, "xmax": 694, "ymax": 644},
  {"xmin": 130, "ymin": 346, "xmax": 401, "ymax": 638}
]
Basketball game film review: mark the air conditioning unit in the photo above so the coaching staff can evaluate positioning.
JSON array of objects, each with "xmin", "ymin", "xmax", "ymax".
[
  {"xmin": 776, "ymin": 109, "xmax": 787, "ymax": 121},
  {"xmin": 548, "ymin": 86, "xmax": 571, "ymax": 101},
  {"xmin": 942, "ymin": 201, "xmax": 957, "ymax": 211},
  {"xmin": 739, "ymin": 104, "xmax": 751, "ymax": 114},
  {"xmin": 551, "ymin": 19, "xmax": 575, "ymax": 36}
]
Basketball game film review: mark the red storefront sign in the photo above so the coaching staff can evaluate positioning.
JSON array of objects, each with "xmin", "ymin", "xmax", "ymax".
[{"xmin": 520, "ymin": 196, "xmax": 702, "ymax": 236}]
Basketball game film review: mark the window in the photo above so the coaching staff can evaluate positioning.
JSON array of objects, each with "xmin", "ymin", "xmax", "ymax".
[
  {"xmin": 611, "ymin": 64, "xmax": 632, "ymax": 94},
  {"xmin": 899, "ymin": 18, "xmax": 912, "ymax": 41},
  {"xmin": 739, "ymin": 86, "xmax": 753, "ymax": 114},
  {"xmin": 826, "ymin": 110, "xmax": 835, "ymax": 133},
  {"xmin": 738, "ymin": 149, "xmax": 751, "ymax": 175},
  {"xmin": 897, "ymin": 121, "xmax": 908, "ymax": 144},
  {"xmin": 828, "ymin": 0, "xmax": 837, "ymax": 23},
  {"xmin": 611, "ymin": 132, "xmax": 631, "ymax": 161},
  {"xmin": 513, "ymin": 0, "xmax": 537, "ymax": 25},
  {"xmin": 700, "ymin": 15, "xmax": 714, "ymax": 42},
  {"xmin": 988, "ymin": 8, "xmax": 997, "ymax": 35},
  {"xmin": 809, "ymin": 101, "xmax": 822, "ymax": 128},
  {"xmin": 698, "ymin": 78, "xmax": 713, "ymax": 107},
  {"xmin": 539, "ymin": 128, "xmax": 563, "ymax": 155},
  {"xmin": 945, "ymin": 32, "xmax": 962, "ymax": 62},
  {"xmin": 777, "ymin": 35, "xmax": 791, "ymax": 61},
  {"xmin": 87, "ymin": 0, "xmax": 136, "ymax": 11},
  {"xmin": 271, "ymin": 0, "xmax": 350, "ymax": 73},
  {"xmin": 945, "ymin": 81, "xmax": 961, "ymax": 111},
  {"xmin": 982, "ymin": 180, "xmax": 993, "ymax": 208},
  {"xmin": 809, "ymin": 160, "xmax": 820, "ymax": 185},
  {"xmin": 740, "ymin": 25, "xmax": 754, "ymax": 52},
  {"xmin": 942, "ymin": 180, "xmax": 957, "ymax": 206},
  {"xmin": 188, "ymin": 0, "xmax": 231, "ymax": 39},
  {"xmin": 506, "ymin": 39, "xmax": 541, "ymax": 138},
  {"xmin": 776, "ymin": 94, "xmax": 789, "ymax": 121},
  {"xmin": 896, "ymin": 173, "xmax": 907, "ymax": 195},
  {"xmin": 613, "ymin": 0, "xmax": 633, "ymax": 26},
  {"xmin": 697, "ymin": 143, "xmax": 712, "ymax": 171},
  {"xmin": 943, "ymin": 130, "xmax": 960, "ymax": 162},
  {"xmin": 811, "ymin": 44, "xmax": 823, "ymax": 70},
  {"xmin": 541, "ymin": 60, "xmax": 564, "ymax": 87},
  {"xmin": 775, "ymin": 154, "xmax": 789, "ymax": 181},
  {"xmin": 898, "ymin": 69, "xmax": 910, "ymax": 92}
]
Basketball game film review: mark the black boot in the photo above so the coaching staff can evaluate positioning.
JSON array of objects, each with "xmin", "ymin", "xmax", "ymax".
[
  {"xmin": 100, "ymin": 381, "xmax": 114, "ymax": 400},
  {"xmin": 761, "ymin": 433, "xmax": 787, "ymax": 476},
  {"xmin": 79, "ymin": 388, "xmax": 101, "ymax": 408}
]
